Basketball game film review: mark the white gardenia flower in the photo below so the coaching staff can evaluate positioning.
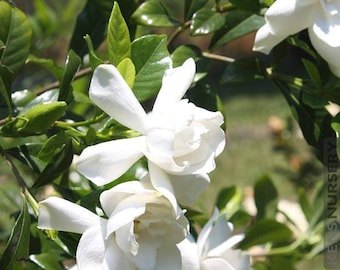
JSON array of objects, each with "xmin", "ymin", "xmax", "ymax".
[
  {"xmin": 38, "ymin": 179, "xmax": 189, "ymax": 270},
  {"xmin": 253, "ymin": 0, "xmax": 340, "ymax": 77},
  {"xmin": 76, "ymin": 58, "xmax": 225, "ymax": 202},
  {"xmin": 178, "ymin": 209, "xmax": 251, "ymax": 270}
]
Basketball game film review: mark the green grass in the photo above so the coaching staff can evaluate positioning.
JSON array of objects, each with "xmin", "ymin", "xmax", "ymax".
[{"xmin": 197, "ymin": 79, "xmax": 322, "ymax": 211}]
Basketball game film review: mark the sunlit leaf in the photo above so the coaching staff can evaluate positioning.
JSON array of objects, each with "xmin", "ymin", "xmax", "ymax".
[
  {"xmin": 185, "ymin": 0, "xmax": 208, "ymax": 20},
  {"xmin": 118, "ymin": 58, "xmax": 136, "ymax": 89},
  {"xmin": 190, "ymin": 8, "xmax": 225, "ymax": 36},
  {"xmin": 132, "ymin": 0, "xmax": 181, "ymax": 27},
  {"xmin": 84, "ymin": 35, "xmax": 104, "ymax": 70},
  {"xmin": 107, "ymin": 2, "xmax": 131, "ymax": 65},
  {"xmin": 131, "ymin": 35, "xmax": 172, "ymax": 101}
]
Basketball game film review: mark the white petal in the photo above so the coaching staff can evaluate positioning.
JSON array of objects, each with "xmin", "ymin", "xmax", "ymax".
[
  {"xmin": 115, "ymin": 222, "xmax": 139, "ymax": 256},
  {"xmin": 148, "ymin": 161, "xmax": 179, "ymax": 214},
  {"xmin": 308, "ymin": 5, "xmax": 340, "ymax": 77},
  {"xmin": 177, "ymin": 236, "xmax": 200, "ymax": 270},
  {"xmin": 90, "ymin": 64, "xmax": 147, "ymax": 133},
  {"xmin": 202, "ymin": 213, "xmax": 233, "ymax": 255},
  {"xmin": 207, "ymin": 234, "xmax": 244, "ymax": 257},
  {"xmin": 100, "ymin": 180, "xmax": 153, "ymax": 216},
  {"xmin": 209, "ymin": 249, "xmax": 251, "ymax": 270},
  {"xmin": 169, "ymin": 173, "xmax": 210, "ymax": 206},
  {"xmin": 76, "ymin": 226, "xmax": 105, "ymax": 270},
  {"xmin": 103, "ymin": 239, "xmax": 133, "ymax": 270},
  {"xmin": 77, "ymin": 137, "xmax": 146, "ymax": 185},
  {"xmin": 253, "ymin": 24, "xmax": 287, "ymax": 54},
  {"xmin": 153, "ymin": 58, "xmax": 196, "ymax": 112},
  {"xmin": 154, "ymin": 245, "xmax": 182, "ymax": 270},
  {"xmin": 145, "ymin": 128, "xmax": 185, "ymax": 173},
  {"xmin": 106, "ymin": 196, "xmax": 147, "ymax": 236},
  {"xmin": 129, "ymin": 236, "xmax": 158, "ymax": 270},
  {"xmin": 264, "ymin": 0, "xmax": 314, "ymax": 36},
  {"xmin": 201, "ymin": 257, "xmax": 236, "ymax": 270},
  {"xmin": 38, "ymin": 197, "xmax": 101, "ymax": 234}
]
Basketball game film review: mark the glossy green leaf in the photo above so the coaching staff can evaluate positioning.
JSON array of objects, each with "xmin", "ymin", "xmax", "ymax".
[
  {"xmin": 238, "ymin": 219, "xmax": 293, "ymax": 249},
  {"xmin": 21, "ymin": 89, "xmax": 59, "ymax": 114},
  {"xmin": 211, "ymin": 13, "xmax": 264, "ymax": 50},
  {"xmin": 70, "ymin": 0, "xmax": 113, "ymax": 57},
  {"xmin": 131, "ymin": 35, "xmax": 172, "ymax": 101},
  {"xmin": 117, "ymin": 58, "xmax": 136, "ymax": 89},
  {"xmin": 171, "ymin": 45, "xmax": 200, "ymax": 67},
  {"xmin": 0, "ymin": 1, "xmax": 32, "ymax": 75},
  {"xmin": 132, "ymin": 0, "xmax": 181, "ymax": 27},
  {"xmin": 33, "ymin": 140, "xmax": 73, "ymax": 188},
  {"xmin": 58, "ymin": 50, "xmax": 81, "ymax": 103},
  {"xmin": 84, "ymin": 34, "xmax": 104, "ymax": 70},
  {"xmin": 185, "ymin": 0, "xmax": 208, "ymax": 20},
  {"xmin": 190, "ymin": 8, "xmax": 225, "ymax": 36},
  {"xmin": 0, "ymin": 196, "xmax": 30, "ymax": 269},
  {"xmin": 107, "ymin": 2, "xmax": 131, "ymax": 65},
  {"xmin": 254, "ymin": 175, "xmax": 278, "ymax": 219}
]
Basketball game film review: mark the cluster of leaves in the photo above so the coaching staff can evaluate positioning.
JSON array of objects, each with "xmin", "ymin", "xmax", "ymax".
[{"xmin": 0, "ymin": 0, "xmax": 338, "ymax": 269}]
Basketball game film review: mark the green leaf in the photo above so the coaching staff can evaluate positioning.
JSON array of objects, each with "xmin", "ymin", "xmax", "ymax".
[
  {"xmin": 275, "ymin": 81, "xmax": 336, "ymax": 162},
  {"xmin": 298, "ymin": 188, "xmax": 312, "ymax": 223},
  {"xmin": 33, "ymin": 140, "xmax": 73, "ymax": 188},
  {"xmin": 70, "ymin": 0, "xmax": 113, "ymax": 57},
  {"xmin": 238, "ymin": 219, "xmax": 293, "ymax": 249},
  {"xmin": 132, "ymin": 0, "xmax": 181, "ymax": 27},
  {"xmin": 215, "ymin": 185, "xmax": 242, "ymax": 217},
  {"xmin": 229, "ymin": 0, "xmax": 261, "ymax": 12},
  {"xmin": 302, "ymin": 59, "xmax": 322, "ymax": 89},
  {"xmin": 29, "ymin": 254, "xmax": 63, "ymax": 270},
  {"xmin": 107, "ymin": 2, "xmax": 131, "ymax": 65},
  {"xmin": 84, "ymin": 34, "xmax": 104, "ymax": 70},
  {"xmin": 254, "ymin": 175, "xmax": 278, "ymax": 219},
  {"xmin": 190, "ymin": 8, "xmax": 225, "ymax": 36},
  {"xmin": 171, "ymin": 45, "xmax": 200, "ymax": 67},
  {"xmin": 0, "ymin": 1, "xmax": 32, "ymax": 75},
  {"xmin": 0, "ymin": 73, "xmax": 11, "ymax": 115},
  {"xmin": 211, "ymin": 13, "xmax": 264, "ymax": 50},
  {"xmin": 27, "ymin": 55, "xmax": 64, "ymax": 80},
  {"xmin": 58, "ymin": 50, "xmax": 81, "ymax": 103},
  {"xmin": 185, "ymin": 0, "xmax": 208, "ymax": 20},
  {"xmin": 37, "ymin": 132, "xmax": 70, "ymax": 162},
  {"xmin": 0, "ymin": 195, "xmax": 30, "ymax": 269},
  {"xmin": 1, "ymin": 102, "xmax": 67, "ymax": 137},
  {"xmin": 117, "ymin": 58, "xmax": 136, "ymax": 89},
  {"xmin": 220, "ymin": 57, "xmax": 265, "ymax": 84},
  {"xmin": 131, "ymin": 35, "xmax": 172, "ymax": 101}
]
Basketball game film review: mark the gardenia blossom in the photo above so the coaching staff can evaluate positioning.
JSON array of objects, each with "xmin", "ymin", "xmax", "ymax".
[
  {"xmin": 253, "ymin": 0, "xmax": 340, "ymax": 77},
  {"xmin": 77, "ymin": 58, "xmax": 225, "ymax": 205},
  {"xmin": 178, "ymin": 209, "xmax": 251, "ymax": 270},
  {"xmin": 38, "ymin": 179, "xmax": 189, "ymax": 270}
]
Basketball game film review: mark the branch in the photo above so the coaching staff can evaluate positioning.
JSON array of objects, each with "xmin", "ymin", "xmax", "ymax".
[{"xmin": 202, "ymin": 51, "xmax": 235, "ymax": 63}]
